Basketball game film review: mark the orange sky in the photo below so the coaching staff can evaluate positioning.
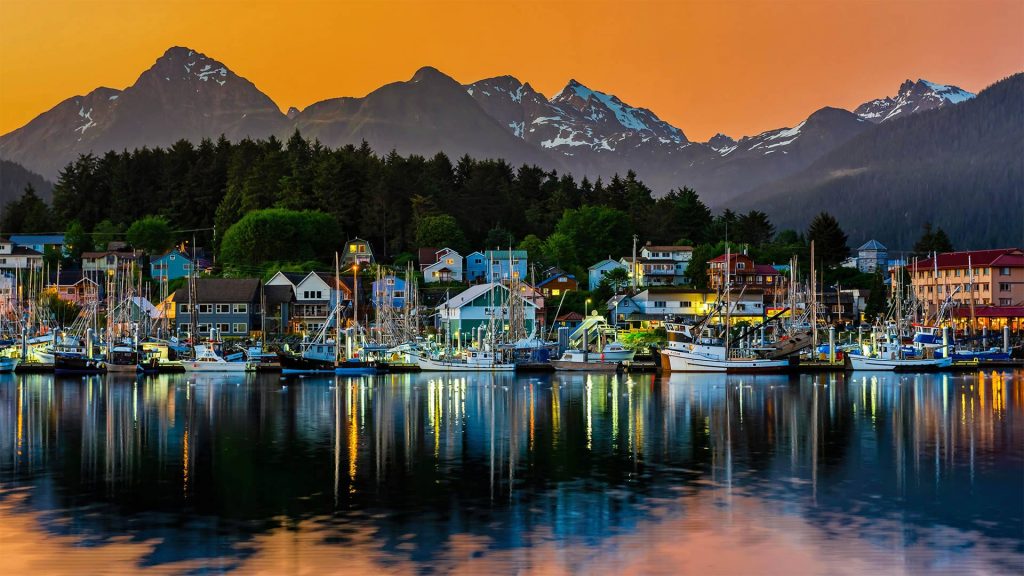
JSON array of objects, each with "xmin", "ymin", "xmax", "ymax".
[{"xmin": 1, "ymin": 0, "xmax": 1021, "ymax": 141}]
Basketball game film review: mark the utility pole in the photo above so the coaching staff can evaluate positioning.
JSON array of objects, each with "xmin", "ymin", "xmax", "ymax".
[{"xmin": 631, "ymin": 234, "xmax": 638, "ymax": 291}]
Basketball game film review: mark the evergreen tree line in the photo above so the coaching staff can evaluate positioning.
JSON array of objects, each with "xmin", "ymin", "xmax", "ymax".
[{"xmin": 0, "ymin": 131, "xmax": 951, "ymax": 288}]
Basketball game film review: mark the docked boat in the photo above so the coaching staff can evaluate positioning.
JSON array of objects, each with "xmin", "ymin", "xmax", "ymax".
[
  {"xmin": 597, "ymin": 341, "xmax": 636, "ymax": 363},
  {"xmin": 335, "ymin": 359, "xmax": 379, "ymax": 375},
  {"xmin": 0, "ymin": 356, "xmax": 19, "ymax": 373},
  {"xmin": 550, "ymin": 349, "xmax": 620, "ymax": 372},
  {"xmin": 278, "ymin": 341, "xmax": 337, "ymax": 373},
  {"xmin": 183, "ymin": 345, "xmax": 254, "ymax": 373},
  {"xmin": 661, "ymin": 323, "xmax": 790, "ymax": 373},
  {"xmin": 106, "ymin": 345, "xmax": 142, "ymax": 373},
  {"xmin": 410, "ymin": 349, "xmax": 515, "ymax": 372},
  {"xmin": 846, "ymin": 341, "xmax": 952, "ymax": 371},
  {"xmin": 54, "ymin": 351, "xmax": 106, "ymax": 374}
]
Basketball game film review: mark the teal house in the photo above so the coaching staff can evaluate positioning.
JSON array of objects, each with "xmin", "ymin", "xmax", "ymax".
[{"xmin": 150, "ymin": 248, "xmax": 193, "ymax": 281}]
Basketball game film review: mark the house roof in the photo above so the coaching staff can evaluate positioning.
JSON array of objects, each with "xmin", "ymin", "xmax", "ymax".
[
  {"xmin": 588, "ymin": 258, "xmax": 621, "ymax": 270},
  {"xmin": 264, "ymin": 284, "xmax": 294, "ymax": 305},
  {"xmin": 439, "ymin": 282, "xmax": 537, "ymax": 309},
  {"xmin": 172, "ymin": 278, "xmax": 261, "ymax": 303},
  {"xmin": 913, "ymin": 249, "xmax": 1024, "ymax": 270},
  {"xmin": 709, "ymin": 253, "xmax": 753, "ymax": 263},
  {"xmin": 82, "ymin": 250, "xmax": 138, "ymax": 259},
  {"xmin": 951, "ymin": 305, "xmax": 1024, "ymax": 318},
  {"xmin": 417, "ymin": 247, "xmax": 439, "ymax": 265},
  {"xmin": 536, "ymin": 274, "xmax": 576, "ymax": 288},
  {"xmin": 129, "ymin": 296, "xmax": 160, "ymax": 319},
  {"xmin": 9, "ymin": 234, "xmax": 64, "ymax": 245},
  {"xmin": 8, "ymin": 245, "xmax": 43, "ymax": 256},
  {"xmin": 643, "ymin": 245, "xmax": 693, "ymax": 252},
  {"xmin": 858, "ymin": 239, "xmax": 887, "ymax": 251},
  {"xmin": 483, "ymin": 250, "xmax": 527, "ymax": 259},
  {"xmin": 556, "ymin": 311, "xmax": 583, "ymax": 322},
  {"xmin": 753, "ymin": 264, "xmax": 782, "ymax": 275},
  {"xmin": 154, "ymin": 248, "xmax": 192, "ymax": 262}
]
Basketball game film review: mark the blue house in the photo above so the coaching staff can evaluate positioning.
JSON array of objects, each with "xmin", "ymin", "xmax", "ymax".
[
  {"xmin": 464, "ymin": 251, "xmax": 487, "ymax": 283},
  {"xmin": 10, "ymin": 234, "xmax": 65, "ymax": 256},
  {"xmin": 371, "ymin": 275, "xmax": 407, "ymax": 309},
  {"xmin": 588, "ymin": 258, "xmax": 626, "ymax": 290},
  {"xmin": 150, "ymin": 248, "xmax": 193, "ymax": 281}
]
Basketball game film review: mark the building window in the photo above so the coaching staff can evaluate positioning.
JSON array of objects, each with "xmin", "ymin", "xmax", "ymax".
[
  {"xmin": 551, "ymin": 289, "xmax": 561, "ymax": 296},
  {"xmin": 217, "ymin": 323, "xmax": 230, "ymax": 334},
  {"xmin": 180, "ymin": 303, "xmax": 191, "ymax": 313},
  {"xmin": 198, "ymin": 323, "xmax": 211, "ymax": 333},
  {"xmin": 198, "ymin": 304, "xmax": 212, "ymax": 314},
  {"xmin": 681, "ymin": 301, "xmax": 692, "ymax": 308},
  {"xmin": 1000, "ymin": 283, "xmax": 1011, "ymax": 292},
  {"xmin": 234, "ymin": 323, "xmax": 247, "ymax": 334},
  {"xmin": 999, "ymin": 298, "xmax": 1011, "ymax": 306},
  {"xmin": 446, "ymin": 258, "xmax": 454, "ymax": 265},
  {"xmin": 393, "ymin": 290, "xmax": 405, "ymax": 298},
  {"xmin": 736, "ymin": 262, "xmax": 746, "ymax": 270},
  {"xmin": 1000, "ymin": 267, "xmax": 1011, "ymax": 276},
  {"xmin": 653, "ymin": 301, "xmax": 666, "ymax": 308},
  {"xmin": 216, "ymin": 304, "xmax": 230, "ymax": 314}
]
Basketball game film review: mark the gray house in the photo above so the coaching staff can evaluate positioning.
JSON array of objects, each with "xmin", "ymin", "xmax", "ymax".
[
  {"xmin": 857, "ymin": 240, "xmax": 888, "ymax": 273},
  {"xmin": 173, "ymin": 278, "xmax": 263, "ymax": 339}
]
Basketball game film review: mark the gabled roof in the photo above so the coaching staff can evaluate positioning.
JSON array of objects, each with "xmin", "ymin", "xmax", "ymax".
[
  {"xmin": 264, "ymin": 284, "xmax": 294, "ymax": 305},
  {"xmin": 438, "ymin": 282, "xmax": 537, "ymax": 310},
  {"xmin": 483, "ymin": 250, "xmax": 527, "ymax": 259},
  {"xmin": 417, "ymin": 247, "xmax": 439, "ymax": 265},
  {"xmin": 753, "ymin": 264, "xmax": 783, "ymax": 275},
  {"xmin": 709, "ymin": 252, "xmax": 753, "ymax": 263},
  {"xmin": 588, "ymin": 258, "xmax": 622, "ymax": 270},
  {"xmin": 858, "ymin": 239, "xmax": 887, "ymax": 251},
  {"xmin": 536, "ymin": 273, "xmax": 576, "ymax": 288},
  {"xmin": 556, "ymin": 311, "xmax": 583, "ymax": 322},
  {"xmin": 172, "ymin": 278, "xmax": 261, "ymax": 303},
  {"xmin": 153, "ymin": 248, "xmax": 192, "ymax": 262},
  {"xmin": 914, "ymin": 249, "xmax": 1024, "ymax": 270}
]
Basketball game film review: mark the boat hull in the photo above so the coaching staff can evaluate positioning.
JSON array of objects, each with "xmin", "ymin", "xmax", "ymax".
[
  {"xmin": 550, "ymin": 360, "xmax": 619, "ymax": 372},
  {"xmin": 278, "ymin": 352, "xmax": 335, "ymax": 374},
  {"xmin": 660, "ymin": 348, "xmax": 789, "ymax": 373},
  {"xmin": 105, "ymin": 362, "xmax": 141, "ymax": 373},
  {"xmin": 183, "ymin": 361, "xmax": 254, "ymax": 373},
  {"xmin": 0, "ymin": 358, "xmax": 18, "ymax": 373},
  {"xmin": 846, "ymin": 354, "xmax": 952, "ymax": 372},
  {"xmin": 411, "ymin": 355, "xmax": 515, "ymax": 372}
]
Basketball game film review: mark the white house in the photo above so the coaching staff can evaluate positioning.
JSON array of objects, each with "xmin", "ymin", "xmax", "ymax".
[
  {"xmin": 267, "ymin": 271, "xmax": 352, "ymax": 333},
  {"xmin": 624, "ymin": 288, "xmax": 766, "ymax": 323},
  {"xmin": 436, "ymin": 282, "xmax": 537, "ymax": 348},
  {"xmin": 638, "ymin": 244, "xmax": 693, "ymax": 286},
  {"xmin": 0, "ymin": 237, "xmax": 43, "ymax": 272},
  {"xmin": 423, "ymin": 248, "xmax": 463, "ymax": 284}
]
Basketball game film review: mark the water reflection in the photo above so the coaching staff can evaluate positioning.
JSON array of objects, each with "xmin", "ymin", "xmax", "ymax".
[{"xmin": 0, "ymin": 370, "xmax": 1021, "ymax": 574}]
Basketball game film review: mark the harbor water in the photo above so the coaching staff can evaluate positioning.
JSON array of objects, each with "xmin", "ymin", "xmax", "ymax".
[{"xmin": 0, "ymin": 370, "xmax": 1021, "ymax": 574}]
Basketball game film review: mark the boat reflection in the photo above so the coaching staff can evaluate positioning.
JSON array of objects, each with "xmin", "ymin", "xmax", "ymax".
[{"xmin": 0, "ymin": 370, "xmax": 1019, "ymax": 574}]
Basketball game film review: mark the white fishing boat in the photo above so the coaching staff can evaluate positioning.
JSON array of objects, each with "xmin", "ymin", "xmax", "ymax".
[
  {"xmin": 410, "ymin": 349, "xmax": 515, "ymax": 372},
  {"xmin": 661, "ymin": 339, "xmax": 790, "ymax": 373},
  {"xmin": 847, "ymin": 341, "xmax": 952, "ymax": 371},
  {"xmin": 550, "ymin": 349, "xmax": 620, "ymax": 371},
  {"xmin": 598, "ymin": 341, "xmax": 636, "ymax": 363},
  {"xmin": 183, "ymin": 345, "xmax": 254, "ymax": 373}
]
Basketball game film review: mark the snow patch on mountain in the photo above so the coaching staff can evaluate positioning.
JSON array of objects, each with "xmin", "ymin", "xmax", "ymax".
[{"xmin": 855, "ymin": 79, "xmax": 975, "ymax": 123}]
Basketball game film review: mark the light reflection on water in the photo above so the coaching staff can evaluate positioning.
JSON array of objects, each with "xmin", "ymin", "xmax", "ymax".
[{"xmin": 0, "ymin": 370, "xmax": 1021, "ymax": 575}]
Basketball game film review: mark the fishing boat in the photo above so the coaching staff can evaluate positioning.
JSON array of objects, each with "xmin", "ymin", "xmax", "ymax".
[
  {"xmin": 660, "ymin": 331, "xmax": 791, "ymax": 373},
  {"xmin": 410, "ymin": 348, "xmax": 515, "ymax": 372},
  {"xmin": 106, "ymin": 345, "xmax": 142, "ymax": 373},
  {"xmin": 54, "ymin": 351, "xmax": 106, "ymax": 374},
  {"xmin": 0, "ymin": 356, "xmax": 19, "ymax": 373},
  {"xmin": 278, "ymin": 342, "xmax": 337, "ymax": 373},
  {"xmin": 550, "ymin": 349, "xmax": 620, "ymax": 371},
  {"xmin": 183, "ymin": 345, "xmax": 254, "ymax": 373},
  {"xmin": 846, "ymin": 340, "xmax": 952, "ymax": 371}
]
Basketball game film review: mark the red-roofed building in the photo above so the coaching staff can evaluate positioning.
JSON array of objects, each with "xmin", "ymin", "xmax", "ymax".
[
  {"xmin": 906, "ymin": 248, "xmax": 1024, "ymax": 329},
  {"xmin": 707, "ymin": 253, "xmax": 784, "ymax": 296}
]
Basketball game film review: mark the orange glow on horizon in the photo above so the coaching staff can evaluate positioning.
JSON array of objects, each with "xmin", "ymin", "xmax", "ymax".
[{"xmin": 1, "ymin": 0, "xmax": 1021, "ymax": 142}]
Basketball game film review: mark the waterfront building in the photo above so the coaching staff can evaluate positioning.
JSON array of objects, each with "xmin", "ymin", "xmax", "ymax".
[
  {"xmin": 172, "ymin": 278, "xmax": 263, "ymax": 338},
  {"xmin": 422, "ymin": 247, "xmax": 463, "ymax": 284},
  {"xmin": 266, "ymin": 271, "xmax": 352, "ymax": 334},
  {"xmin": 707, "ymin": 252, "xmax": 784, "ymax": 297},
  {"xmin": 610, "ymin": 288, "xmax": 766, "ymax": 328},
  {"xmin": 588, "ymin": 258, "xmax": 625, "ymax": 290},
  {"xmin": 907, "ymin": 248, "xmax": 1024, "ymax": 330},
  {"xmin": 856, "ymin": 240, "xmax": 888, "ymax": 273},
  {"xmin": 436, "ymin": 282, "xmax": 537, "ymax": 347},
  {"xmin": 149, "ymin": 248, "xmax": 193, "ymax": 281}
]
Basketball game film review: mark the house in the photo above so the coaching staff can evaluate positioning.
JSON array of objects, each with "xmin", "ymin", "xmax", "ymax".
[
  {"xmin": 615, "ymin": 288, "xmax": 766, "ymax": 328},
  {"xmin": 423, "ymin": 248, "xmax": 464, "ymax": 284},
  {"xmin": 342, "ymin": 237, "xmax": 374, "ymax": 266},
  {"xmin": 266, "ymin": 271, "xmax": 353, "ymax": 334},
  {"xmin": 0, "ymin": 237, "xmax": 43, "ymax": 271},
  {"xmin": 417, "ymin": 247, "xmax": 439, "ymax": 270},
  {"xmin": 47, "ymin": 271, "xmax": 99, "ymax": 304},
  {"xmin": 372, "ymin": 275, "xmax": 407, "ymax": 309},
  {"xmin": 639, "ymin": 244, "xmax": 693, "ymax": 286},
  {"xmin": 536, "ymin": 270, "xmax": 577, "ymax": 297},
  {"xmin": 465, "ymin": 250, "xmax": 528, "ymax": 283},
  {"xmin": 263, "ymin": 283, "xmax": 295, "ymax": 335},
  {"xmin": 907, "ymin": 248, "xmax": 1024, "ymax": 331},
  {"xmin": 856, "ymin": 240, "xmax": 888, "ymax": 273},
  {"xmin": 172, "ymin": 278, "xmax": 262, "ymax": 338},
  {"xmin": 588, "ymin": 258, "xmax": 626, "ymax": 290},
  {"xmin": 707, "ymin": 252, "xmax": 784, "ymax": 297},
  {"xmin": 150, "ymin": 248, "xmax": 193, "ymax": 281},
  {"xmin": 82, "ymin": 250, "xmax": 142, "ymax": 287},
  {"xmin": 553, "ymin": 311, "xmax": 583, "ymax": 331},
  {"xmin": 436, "ymin": 282, "xmax": 538, "ymax": 348},
  {"xmin": 9, "ymin": 234, "xmax": 65, "ymax": 256}
]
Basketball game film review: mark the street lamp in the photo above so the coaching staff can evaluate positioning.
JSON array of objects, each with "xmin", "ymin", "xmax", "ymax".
[{"xmin": 585, "ymin": 297, "xmax": 592, "ymax": 318}]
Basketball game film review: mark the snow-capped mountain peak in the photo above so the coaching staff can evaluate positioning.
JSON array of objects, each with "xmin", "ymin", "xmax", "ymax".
[{"xmin": 855, "ymin": 78, "xmax": 975, "ymax": 123}]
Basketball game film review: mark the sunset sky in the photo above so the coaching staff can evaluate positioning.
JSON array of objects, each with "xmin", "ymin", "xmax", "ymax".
[{"xmin": 1, "ymin": 0, "xmax": 1021, "ymax": 141}]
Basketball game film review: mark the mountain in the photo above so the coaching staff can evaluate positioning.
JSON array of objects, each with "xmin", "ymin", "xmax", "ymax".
[
  {"xmin": 0, "ymin": 159, "xmax": 53, "ymax": 208},
  {"xmin": 294, "ymin": 66, "xmax": 554, "ymax": 168},
  {"xmin": 741, "ymin": 73, "xmax": 1023, "ymax": 249},
  {"xmin": 0, "ymin": 47, "xmax": 289, "ymax": 178},
  {"xmin": 855, "ymin": 79, "xmax": 974, "ymax": 123}
]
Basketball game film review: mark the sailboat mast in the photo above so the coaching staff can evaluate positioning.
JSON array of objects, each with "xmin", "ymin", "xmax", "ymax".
[
  {"xmin": 335, "ymin": 252, "xmax": 341, "ymax": 366},
  {"xmin": 810, "ymin": 240, "xmax": 817, "ymax": 349}
]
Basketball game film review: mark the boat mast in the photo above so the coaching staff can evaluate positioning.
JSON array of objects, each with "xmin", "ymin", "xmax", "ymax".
[
  {"xmin": 810, "ymin": 240, "xmax": 817, "ymax": 349},
  {"xmin": 968, "ymin": 254, "xmax": 976, "ymax": 339},
  {"xmin": 724, "ymin": 244, "xmax": 731, "ymax": 359},
  {"xmin": 335, "ymin": 251, "xmax": 341, "ymax": 366}
]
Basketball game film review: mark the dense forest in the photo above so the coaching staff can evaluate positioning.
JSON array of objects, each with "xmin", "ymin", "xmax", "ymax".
[{"xmin": 0, "ymin": 131, "xmax": 926, "ymax": 292}]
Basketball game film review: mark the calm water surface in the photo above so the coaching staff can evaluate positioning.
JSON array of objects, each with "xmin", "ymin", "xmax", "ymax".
[{"xmin": 0, "ymin": 370, "xmax": 1020, "ymax": 575}]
